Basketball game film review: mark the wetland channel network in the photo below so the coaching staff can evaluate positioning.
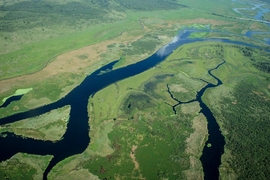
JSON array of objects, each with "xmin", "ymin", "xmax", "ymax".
[{"xmin": 0, "ymin": 27, "xmax": 268, "ymax": 180}]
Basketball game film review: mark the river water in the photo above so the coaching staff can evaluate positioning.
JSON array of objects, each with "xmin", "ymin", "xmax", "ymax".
[
  {"xmin": 0, "ymin": 28, "xmax": 266, "ymax": 179},
  {"xmin": 0, "ymin": 95, "xmax": 23, "ymax": 108}
]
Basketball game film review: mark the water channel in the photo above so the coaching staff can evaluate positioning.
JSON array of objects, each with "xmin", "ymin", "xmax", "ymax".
[
  {"xmin": 0, "ymin": 28, "xmax": 267, "ymax": 180},
  {"xmin": 0, "ymin": 95, "xmax": 24, "ymax": 108}
]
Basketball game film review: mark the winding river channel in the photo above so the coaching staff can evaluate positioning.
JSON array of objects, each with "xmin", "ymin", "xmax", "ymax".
[
  {"xmin": 166, "ymin": 60, "xmax": 226, "ymax": 180},
  {"xmin": 0, "ymin": 28, "xmax": 268, "ymax": 179}
]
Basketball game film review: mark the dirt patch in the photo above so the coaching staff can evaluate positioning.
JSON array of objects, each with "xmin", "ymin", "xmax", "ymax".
[
  {"xmin": 130, "ymin": 145, "xmax": 139, "ymax": 170},
  {"xmin": 232, "ymin": 100, "xmax": 237, "ymax": 105}
]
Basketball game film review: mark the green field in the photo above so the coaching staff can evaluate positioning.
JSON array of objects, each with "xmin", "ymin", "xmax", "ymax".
[{"xmin": 0, "ymin": 0, "xmax": 270, "ymax": 179}]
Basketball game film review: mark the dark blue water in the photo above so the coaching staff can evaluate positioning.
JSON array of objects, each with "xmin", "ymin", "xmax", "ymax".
[
  {"xmin": 0, "ymin": 95, "xmax": 24, "ymax": 108},
  {"xmin": 0, "ymin": 29, "xmax": 264, "ymax": 179},
  {"xmin": 198, "ymin": 61, "xmax": 226, "ymax": 180}
]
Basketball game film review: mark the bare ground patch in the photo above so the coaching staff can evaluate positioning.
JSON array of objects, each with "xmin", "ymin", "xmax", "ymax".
[{"xmin": 130, "ymin": 145, "xmax": 139, "ymax": 170}]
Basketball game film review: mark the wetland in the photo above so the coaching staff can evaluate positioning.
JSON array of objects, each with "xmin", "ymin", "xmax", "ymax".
[{"xmin": 1, "ymin": 0, "xmax": 270, "ymax": 180}]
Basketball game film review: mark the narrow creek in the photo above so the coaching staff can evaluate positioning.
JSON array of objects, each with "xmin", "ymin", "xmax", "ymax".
[
  {"xmin": 166, "ymin": 60, "xmax": 226, "ymax": 180},
  {"xmin": 166, "ymin": 84, "xmax": 195, "ymax": 114},
  {"xmin": 198, "ymin": 61, "xmax": 226, "ymax": 180}
]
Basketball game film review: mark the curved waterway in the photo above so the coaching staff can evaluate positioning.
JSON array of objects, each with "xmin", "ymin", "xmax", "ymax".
[
  {"xmin": 166, "ymin": 61, "xmax": 226, "ymax": 180},
  {"xmin": 199, "ymin": 61, "xmax": 226, "ymax": 180},
  {"xmin": 0, "ymin": 95, "xmax": 24, "ymax": 108},
  {"xmin": 0, "ymin": 28, "xmax": 265, "ymax": 179}
]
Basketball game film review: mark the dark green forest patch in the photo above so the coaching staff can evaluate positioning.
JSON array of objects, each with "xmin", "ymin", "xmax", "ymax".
[
  {"xmin": 121, "ymin": 92, "xmax": 155, "ymax": 117},
  {"xmin": 0, "ymin": 0, "xmax": 117, "ymax": 32},
  {"xmin": 253, "ymin": 61, "xmax": 270, "ymax": 73},
  {"xmin": 115, "ymin": 0, "xmax": 183, "ymax": 11},
  {"xmin": 220, "ymin": 80, "xmax": 270, "ymax": 179},
  {"xmin": 0, "ymin": 158, "xmax": 36, "ymax": 180}
]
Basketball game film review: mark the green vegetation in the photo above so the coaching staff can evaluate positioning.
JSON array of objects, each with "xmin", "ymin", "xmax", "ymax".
[
  {"xmin": 0, "ymin": 0, "xmax": 118, "ymax": 32},
  {"xmin": 115, "ymin": 0, "xmax": 183, "ymax": 11},
  {"xmin": 123, "ymin": 35, "xmax": 161, "ymax": 56},
  {"xmin": 78, "ymin": 42, "xmax": 231, "ymax": 179},
  {"xmin": 0, "ymin": 158, "xmax": 36, "ymax": 180},
  {"xmin": 82, "ymin": 85, "xmax": 198, "ymax": 179},
  {"xmin": 220, "ymin": 80, "xmax": 270, "ymax": 179},
  {"xmin": 0, "ymin": 0, "xmax": 270, "ymax": 179}
]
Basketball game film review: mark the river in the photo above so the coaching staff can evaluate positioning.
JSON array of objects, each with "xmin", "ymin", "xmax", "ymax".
[{"xmin": 0, "ymin": 28, "xmax": 266, "ymax": 179}]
